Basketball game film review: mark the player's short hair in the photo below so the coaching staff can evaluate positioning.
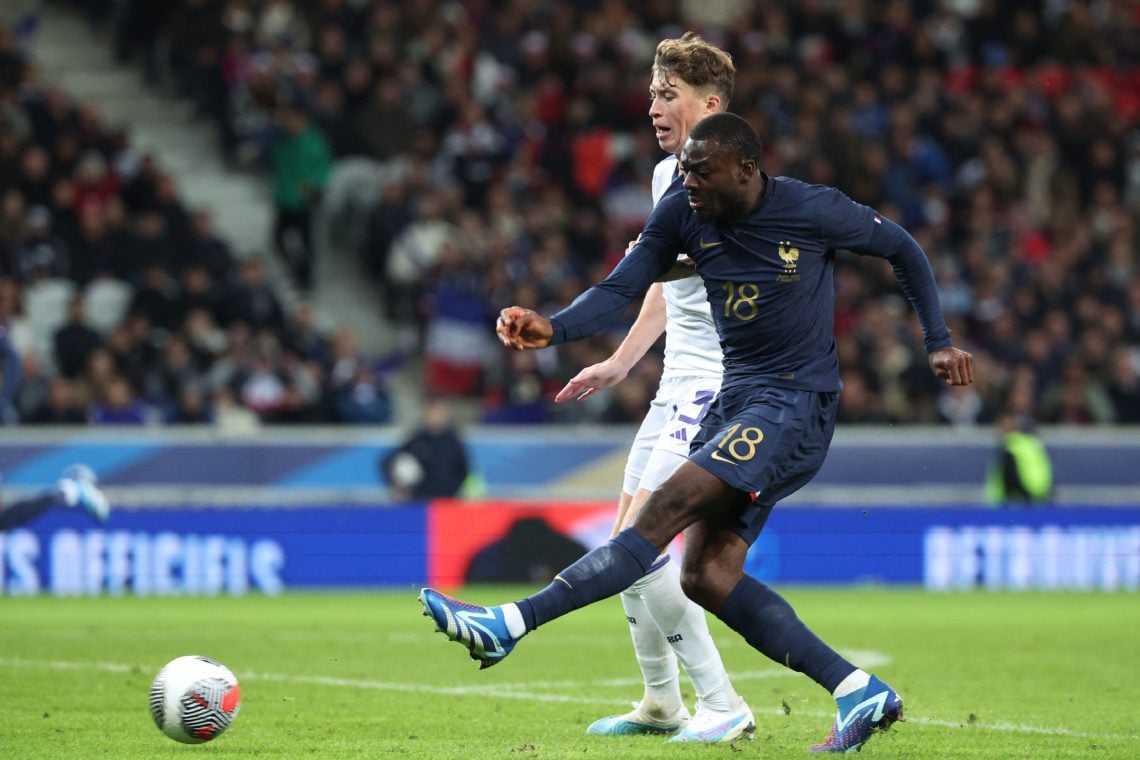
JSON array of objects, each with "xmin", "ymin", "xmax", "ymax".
[
  {"xmin": 689, "ymin": 113, "xmax": 763, "ymax": 163},
  {"xmin": 653, "ymin": 32, "xmax": 735, "ymax": 106}
]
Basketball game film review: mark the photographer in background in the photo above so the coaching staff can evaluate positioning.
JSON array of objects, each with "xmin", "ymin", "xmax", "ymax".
[{"xmin": 380, "ymin": 396, "xmax": 469, "ymax": 501}]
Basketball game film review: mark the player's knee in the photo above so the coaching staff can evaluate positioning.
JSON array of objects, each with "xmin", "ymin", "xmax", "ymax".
[
  {"xmin": 680, "ymin": 559, "xmax": 742, "ymax": 611},
  {"xmin": 678, "ymin": 563, "xmax": 718, "ymax": 608}
]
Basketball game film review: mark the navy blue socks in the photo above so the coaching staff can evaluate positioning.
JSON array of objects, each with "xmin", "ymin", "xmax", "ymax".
[
  {"xmin": 0, "ymin": 493, "xmax": 56, "ymax": 531},
  {"xmin": 715, "ymin": 575, "xmax": 855, "ymax": 693},
  {"xmin": 513, "ymin": 529, "xmax": 856, "ymax": 694},
  {"xmin": 517, "ymin": 528, "xmax": 658, "ymax": 631}
]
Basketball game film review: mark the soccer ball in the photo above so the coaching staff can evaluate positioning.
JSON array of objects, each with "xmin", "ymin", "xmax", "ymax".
[{"xmin": 149, "ymin": 655, "xmax": 241, "ymax": 744}]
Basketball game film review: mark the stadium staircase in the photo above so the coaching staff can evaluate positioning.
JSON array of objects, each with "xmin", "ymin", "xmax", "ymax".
[{"xmin": 30, "ymin": 5, "xmax": 396, "ymax": 361}]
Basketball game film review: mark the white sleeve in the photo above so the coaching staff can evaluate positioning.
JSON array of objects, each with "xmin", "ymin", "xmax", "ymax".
[{"xmin": 650, "ymin": 155, "xmax": 678, "ymax": 208}]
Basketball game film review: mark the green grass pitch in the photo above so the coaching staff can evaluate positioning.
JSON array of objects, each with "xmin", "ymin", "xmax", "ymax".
[{"xmin": 1, "ymin": 588, "xmax": 1136, "ymax": 758}]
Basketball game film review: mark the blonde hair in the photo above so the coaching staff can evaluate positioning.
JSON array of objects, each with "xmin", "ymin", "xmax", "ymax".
[{"xmin": 652, "ymin": 32, "xmax": 735, "ymax": 106}]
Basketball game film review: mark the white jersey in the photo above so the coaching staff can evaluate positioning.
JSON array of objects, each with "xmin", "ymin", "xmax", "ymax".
[{"xmin": 650, "ymin": 156, "xmax": 723, "ymax": 380}]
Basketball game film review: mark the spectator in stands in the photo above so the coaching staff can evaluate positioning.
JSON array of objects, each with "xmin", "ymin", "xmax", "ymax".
[
  {"xmin": 167, "ymin": 0, "xmax": 226, "ymax": 121},
  {"xmin": 113, "ymin": 0, "xmax": 170, "ymax": 86},
  {"xmin": 175, "ymin": 263, "xmax": 223, "ymax": 328},
  {"xmin": 12, "ymin": 205, "xmax": 69, "ymax": 282},
  {"xmin": 89, "ymin": 374, "xmax": 150, "ymax": 425},
  {"xmin": 184, "ymin": 208, "xmax": 235, "ymax": 282},
  {"xmin": 169, "ymin": 384, "xmax": 212, "ymax": 424},
  {"xmin": 123, "ymin": 210, "xmax": 172, "ymax": 279},
  {"xmin": 17, "ymin": 145, "xmax": 52, "ymax": 208},
  {"xmin": 1106, "ymin": 347, "xmax": 1140, "ymax": 424},
  {"xmin": 384, "ymin": 189, "xmax": 457, "ymax": 348},
  {"xmin": 23, "ymin": 374, "xmax": 86, "ymax": 424},
  {"xmin": 182, "ymin": 306, "xmax": 227, "ymax": 368},
  {"xmin": 327, "ymin": 326, "xmax": 391, "ymax": 424},
  {"xmin": 355, "ymin": 77, "xmax": 414, "ymax": 162},
  {"xmin": 142, "ymin": 334, "xmax": 205, "ymax": 419},
  {"xmin": 71, "ymin": 149, "xmax": 117, "ymax": 215},
  {"xmin": 282, "ymin": 301, "xmax": 329, "ymax": 365},
  {"xmin": 103, "ymin": 314, "xmax": 155, "ymax": 392},
  {"xmin": 271, "ymin": 101, "xmax": 332, "ymax": 291},
  {"xmin": 69, "ymin": 202, "xmax": 116, "ymax": 284},
  {"xmin": 220, "ymin": 256, "xmax": 285, "ymax": 332},
  {"xmin": 0, "ymin": 187, "xmax": 27, "ymax": 258},
  {"xmin": 481, "ymin": 349, "xmax": 557, "ymax": 425},
  {"xmin": 53, "ymin": 293, "xmax": 100, "ymax": 378},
  {"xmin": 361, "ymin": 179, "xmax": 410, "ymax": 285},
  {"xmin": 3, "ymin": 5, "xmax": 1138, "ymax": 430},
  {"xmin": 236, "ymin": 336, "xmax": 290, "ymax": 420},
  {"xmin": 128, "ymin": 263, "xmax": 181, "ymax": 332}
]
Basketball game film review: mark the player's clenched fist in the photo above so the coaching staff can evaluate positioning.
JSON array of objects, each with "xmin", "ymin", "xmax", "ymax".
[
  {"xmin": 496, "ymin": 306, "xmax": 554, "ymax": 350},
  {"xmin": 928, "ymin": 346, "xmax": 974, "ymax": 386}
]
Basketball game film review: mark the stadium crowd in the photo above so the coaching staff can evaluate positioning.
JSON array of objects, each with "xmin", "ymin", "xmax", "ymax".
[
  {"xmin": 7, "ymin": 0, "xmax": 1140, "ymax": 428},
  {"xmin": 0, "ymin": 12, "xmax": 398, "ymax": 426}
]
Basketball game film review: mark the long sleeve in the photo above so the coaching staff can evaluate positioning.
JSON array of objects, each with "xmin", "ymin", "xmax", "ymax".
[
  {"xmin": 549, "ymin": 245, "xmax": 674, "ymax": 345},
  {"xmin": 865, "ymin": 218, "xmax": 952, "ymax": 352},
  {"xmin": 815, "ymin": 186, "xmax": 951, "ymax": 353}
]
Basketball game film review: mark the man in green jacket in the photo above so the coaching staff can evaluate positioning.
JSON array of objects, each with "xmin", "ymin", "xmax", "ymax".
[{"xmin": 272, "ymin": 103, "xmax": 332, "ymax": 292}]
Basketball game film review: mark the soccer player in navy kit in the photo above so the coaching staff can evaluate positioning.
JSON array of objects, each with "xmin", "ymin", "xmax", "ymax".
[
  {"xmin": 422, "ymin": 113, "xmax": 974, "ymax": 752},
  {"xmin": 558, "ymin": 33, "xmax": 752, "ymax": 743}
]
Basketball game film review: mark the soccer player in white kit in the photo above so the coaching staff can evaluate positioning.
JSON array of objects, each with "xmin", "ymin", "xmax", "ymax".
[{"xmin": 554, "ymin": 33, "xmax": 754, "ymax": 743}]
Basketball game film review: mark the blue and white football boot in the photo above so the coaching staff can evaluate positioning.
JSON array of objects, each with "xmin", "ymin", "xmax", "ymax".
[
  {"xmin": 586, "ymin": 701, "xmax": 691, "ymax": 736},
  {"xmin": 419, "ymin": 588, "xmax": 521, "ymax": 669},
  {"xmin": 59, "ymin": 464, "xmax": 110, "ymax": 522},
  {"xmin": 809, "ymin": 674, "xmax": 904, "ymax": 753},
  {"xmin": 667, "ymin": 698, "xmax": 755, "ymax": 743}
]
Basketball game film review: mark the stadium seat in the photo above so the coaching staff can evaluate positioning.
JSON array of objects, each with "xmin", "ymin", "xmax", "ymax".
[
  {"xmin": 82, "ymin": 278, "xmax": 133, "ymax": 336},
  {"xmin": 24, "ymin": 278, "xmax": 75, "ymax": 363}
]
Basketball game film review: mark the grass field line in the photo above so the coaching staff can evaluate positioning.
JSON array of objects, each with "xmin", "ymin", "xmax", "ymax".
[
  {"xmin": 3, "ymin": 657, "xmax": 1133, "ymax": 741},
  {"xmin": 491, "ymin": 668, "xmax": 801, "ymax": 691},
  {"xmin": 0, "ymin": 657, "xmax": 607, "ymax": 706}
]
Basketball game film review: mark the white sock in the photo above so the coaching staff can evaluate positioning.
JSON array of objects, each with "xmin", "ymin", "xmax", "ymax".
[
  {"xmin": 57, "ymin": 479, "xmax": 79, "ymax": 508},
  {"xmin": 634, "ymin": 558, "xmax": 740, "ymax": 713},
  {"xmin": 832, "ymin": 669, "xmax": 870, "ymax": 698},
  {"xmin": 500, "ymin": 603, "xmax": 527, "ymax": 639},
  {"xmin": 621, "ymin": 588, "xmax": 683, "ymax": 713}
]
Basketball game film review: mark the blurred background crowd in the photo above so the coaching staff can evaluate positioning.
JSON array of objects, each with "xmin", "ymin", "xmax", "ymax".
[{"xmin": 0, "ymin": 0, "xmax": 1137, "ymax": 429}]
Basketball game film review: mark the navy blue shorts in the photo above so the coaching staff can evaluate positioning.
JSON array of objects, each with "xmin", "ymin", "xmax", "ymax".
[{"xmin": 689, "ymin": 384, "xmax": 838, "ymax": 545}]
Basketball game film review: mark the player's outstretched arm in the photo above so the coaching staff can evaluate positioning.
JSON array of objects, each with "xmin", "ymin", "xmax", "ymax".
[
  {"xmin": 496, "ymin": 306, "xmax": 553, "ymax": 350},
  {"xmin": 929, "ymin": 346, "xmax": 974, "ymax": 386},
  {"xmin": 555, "ymin": 283, "xmax": 667, "ymax": 403}
]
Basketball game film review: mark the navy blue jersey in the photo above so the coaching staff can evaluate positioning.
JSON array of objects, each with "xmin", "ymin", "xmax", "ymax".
[{"xmin": 549, "ymin": 174, "xmax": 951, "ymax": 392}]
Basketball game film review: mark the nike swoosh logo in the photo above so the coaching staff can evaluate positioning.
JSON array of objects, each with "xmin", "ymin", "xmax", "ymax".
[
  {"xmin": 710, "ymin": 450, "xmax": 739, "ymax": 465},
  {"xmin": 554, "ymin": 574, "xmax": 573, "ymax": 589},
  {"xmin": 698, "ymin": 239, "xmax": 723, "ymax": 249},
  {"xmin": 834, "ymin": 690, "xmax": 890, "ymax": 734}
]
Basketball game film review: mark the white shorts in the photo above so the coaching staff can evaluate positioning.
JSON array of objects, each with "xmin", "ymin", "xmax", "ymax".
[{"xmin": 622, "ymin": 375, "xmax": 722, "ymax": 495}]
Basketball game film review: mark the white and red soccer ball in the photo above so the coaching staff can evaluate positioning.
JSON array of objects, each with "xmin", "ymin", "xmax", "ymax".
[{"xmin": 149, "ymin": 655, "xmax": 241, "ymax": 744}]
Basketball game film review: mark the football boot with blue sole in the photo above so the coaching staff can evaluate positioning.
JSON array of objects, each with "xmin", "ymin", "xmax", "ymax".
[
  {"xmin": 419, "ymin": 588, "xmax": 520, "ymax": 669},
  {"xmin": 809, "ymin": 674, "xmax": 904, "ymax": 753}
]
